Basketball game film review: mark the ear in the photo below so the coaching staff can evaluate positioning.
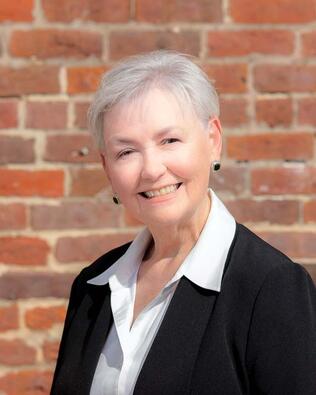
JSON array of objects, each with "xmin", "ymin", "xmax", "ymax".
[
  {"xmin": 207, "ymin": 116, "xmax": 222, "ymax": 160},
  {"xmin": 99, "ymin": 152, "xmax": 112, "ymax": 184}
]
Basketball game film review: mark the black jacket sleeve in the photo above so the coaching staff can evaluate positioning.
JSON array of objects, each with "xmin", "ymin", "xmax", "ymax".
[{"xmin": 246, "ymin": 262, "xmax": 316, "ymax": 394}]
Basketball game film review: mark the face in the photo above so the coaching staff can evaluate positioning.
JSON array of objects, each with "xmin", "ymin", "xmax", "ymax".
[{"xmin": 101, "ymin": 88, "xmax": 222, "ymax": 228}]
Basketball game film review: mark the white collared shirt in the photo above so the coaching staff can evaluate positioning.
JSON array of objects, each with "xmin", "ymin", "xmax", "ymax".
[{"xmin": 88, "ymin": 188, "xmax": 236, "ymax": 395}]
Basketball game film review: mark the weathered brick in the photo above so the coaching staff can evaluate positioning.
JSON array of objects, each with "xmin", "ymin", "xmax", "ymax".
[
  {"xmin": 43, "ymin": 340, "xmax": 60, "ymax": 362},
  {"xmin": 44, "ymin": 134, "xmax": 99, "ymax": 163},
  {"xmin": 203, "ymin": 64, "xmax": 248, "ymax": 93},
  {"xmin": 135, "ymin": 0, "xmax": 222, "ymax": 22},
  {"xmin": 209, "ymin": 166, "xmax": 247, "ymax": 195},
  {"xmin": 0, "ymin": 272, "xmax": 75, "ymax": 299},
  {"xmin": 256, "ymin": 97, "xmax": 292, "ymax": 127},
  {"xmin": 109, "ymin": 30, "xmax": 200, "ymax": 61},
  {"xmin": 0, "ymin": 304, "xmax": 19, "ymax": 332},
  {"xmin": 0, "ymin": 100, "xmax": 18, "ymax": 128},
  {"xmin": 74, "ymin": 101, "xmax": 90, "ymax": 129},
  {"xmin": 225, "ymin": 199, "xmax": 299, "ymax": 224},
  {"xmin": 26, "ymin": 101, "xmax": 67, "ymax": 130},
  {"xmin": 0, "ymin": 169, "xmax": 64, "ymax": 197},
  {"xmin": 220, "ymin": 97, "xmax": 248, "ymax": 127},
  {"xmin": 0, "ymin": 135, "xmax": 34, "ymax": 164},
  {"xmin": 55, "ymin": 233, "xmax": 134, "ymax": 263},
  {"xmin": 0, "ymin": 339, "xmax": 36, "ymax": 366},
  {"xmin": 230, "ymin": 0, "xmax": 316, "ymax": 23},
  {"xmin": 67, "ymin": 66, "xmax": 107, "ymax": 94},
  {"xmin": 42, "ymin": 0, "xmax": 130, "ymax": 22},
  {"xmin": 0, "ymin": 0, "xmax": 33, "ymax": 22},
  {"xmin": 208, "ymin": 30, "xmax": 294, "ymax": 56},
  {"xmin": 227, "ymin": 132, "xmax": 313, "ymax": 161},
  {"xmin": 304, "ymin": 200, "xmax": 316, "ymax": 223},
  {"xmin": 301, "ymin": 31, "xmax": 316, "ymax": 56},
  {"xmin": 10, "ymin": 29, "xmax": 102, "ymax": 59},
  {"xmin": 298, "ymin": 98, "xmax": 316, "ymax": 126},
  {"xmin": 0, "ymin": 203, "xmax": 27, "ymax": 230},
  {"xmin": 31, "ymin": 201, "xmax": 119, "ymax": 230},
  {"xmin": 0, "ymin": 66, "xmax": 59, "ymax": 96},
  {"xmin": 70, "ymin": 167, "xmax": 108, "ymax": 196},
  {"xmin": 258, "ymin": 231, "xmax": 316, "ymax": 259},
  {"xmin": 254, "ymin": 64, "xmax": 316, "ymax": 93},
  {"xmin": 0, "ymin": 370, "xmax": 52, "ymax": 395},
  {"xmin": 0, "ymin": 236, "xmax": 49, "ymax": 266},
  {"xmin": 25, "ymin": 306, "xmax": 66, "ymax": 330},
  {"xmin": 252, "ymin": 167, "xmax": 316, "ymax": 195}
]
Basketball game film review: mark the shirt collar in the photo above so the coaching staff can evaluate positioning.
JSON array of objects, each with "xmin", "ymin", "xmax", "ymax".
[{"xmin": 87, "ymin": 188, "xmax": 236, "ymax": 292}]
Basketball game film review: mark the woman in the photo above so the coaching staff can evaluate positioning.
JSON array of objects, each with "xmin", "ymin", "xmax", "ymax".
[{"xmin": 51, "ymin": 50, "xmax": 316, "ymax": 395}]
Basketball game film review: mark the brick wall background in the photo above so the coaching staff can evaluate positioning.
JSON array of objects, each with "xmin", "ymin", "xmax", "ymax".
[{"xmin": 0, "ymin": 0, "xmax": 316, "ymax": 393}]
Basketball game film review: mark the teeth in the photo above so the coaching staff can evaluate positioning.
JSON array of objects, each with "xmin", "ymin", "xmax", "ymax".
[{"xmin": 144, "ymin": 184, "xmax": 179, "ymax": 198}]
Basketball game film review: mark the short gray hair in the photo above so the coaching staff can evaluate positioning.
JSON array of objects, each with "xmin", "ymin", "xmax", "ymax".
[{"xmin": 88, "ymin": 50, "xmax": 220, "ymax": 150}]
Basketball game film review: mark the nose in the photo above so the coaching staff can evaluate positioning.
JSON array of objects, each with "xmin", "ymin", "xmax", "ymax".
[{"xmin": 141, "ymin": 150, "xmax": 166, "ymax": 181}]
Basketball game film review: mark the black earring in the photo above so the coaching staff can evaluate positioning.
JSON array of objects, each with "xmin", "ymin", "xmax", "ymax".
[
  {"xmin": 113, "ymin": 194, "xmax": 120, "ymax": 204},
  {"xmin": 212, "ymin": 161, "xmax": 221, "ymax": 172}
]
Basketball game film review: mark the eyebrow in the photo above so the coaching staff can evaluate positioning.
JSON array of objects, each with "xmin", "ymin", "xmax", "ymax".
[{"xmin": 107, "ymin": 126, "xmax": 181, "ymax": 146}]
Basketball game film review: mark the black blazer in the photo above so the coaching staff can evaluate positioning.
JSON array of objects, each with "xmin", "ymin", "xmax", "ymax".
[{"xmin": 51, "ymin": 223, "xmax": 316, "ymax": 394}]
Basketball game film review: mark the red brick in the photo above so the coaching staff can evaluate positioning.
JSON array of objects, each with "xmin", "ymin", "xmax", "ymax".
[
  {"xmin": 42, "ymin": 0, "xmax": 130, "ymax": 22},
  {"xmin": 254, "ymin": 64, "xmax": 316, "ymax": 93},
  {"xmin": 301, "ymin": 31, "xmax": 316, "ymax": 56},
  {"xmin": 208, "ymin": 30, "xmax": 294, "ymax": 57},
  {"xmin": 0, "ymin": 0, "xmax": 33, "ymax": 22},
  {"xmin": 25, "ymin": 305, "xmax": 66, "ymax": 330},
  {"xmin": 230, "ymin": 0, "xmax": 316, "ymax": 23},
  {"xmin": 0, "ymin": 272, "xmax": 75, "ymax": 300},
  {"xmin": 67, "ymin": 66, "xmax": 107, "ymax": 94},
  {"xmin": 304, "ymin": 200, "xmax": 316, "ymax": 223},
  {"xmin": 70, "ymin": 167, "xmax": 108, "ymax": 196},
  {"xmin": 0, "ymin": 370, "xmax": 52, "ymax": 395},
  {"xmin": 203, "ymin": 64, "xmax": 248, "ymax": 93},
  {"xmin": 0, "ymin": 66, "xmax": 59, "ymax": 97},
  {"xmin": 26, "ymin": 101, "xmax": 67, "ymax": 130},
  {"xmin": 74, "ymin": 101, "xmax": 90, "ymax": 129},
  {"xmin": 0, "ymin": 100, "xmax": 18, "ymax": 128},
  {"xmin": 256, "ymin": 97, "xmax": 292, "ymax": 127},
  {"xmin": 10, "ymin": 29, "xmax": 102, "ymax": 59},
  {"xmin": 252, "ymin": 167, "xmax": 316, "ymax": 195},
  {"xmin": 0, "ymin": 135, "xmax": 34, "ymax": 164},
  {"xmin": 227, "ymin": 132, "xmax": 313, "ymax": 161},
  {"xmin": 55, "ymin": 233, "xmax": 134, "ymax": 263},
  {"xmin": 0, "ymin": 236, "xmax": 49, "ymax": 266},
  {"xmin": 225, "ymin": 199, "xmax": 299, "ymax": 224},
  {"xmin": 135, "ymin": 0, "xmax": 222, "ymax": 22},
  {"xmin": 0, "ymin": 304, "xmax": 19, "ymax": 332},
  {"xmin": 209, "ymin": 166, "xmax": 247, "ymax": 195},
  {"xmin": 43, "ymin": 340, "xmax": 60, "ymax": 362},
  {"xmin": 298, "ymin": 98, "xmax": 316, "ymax": 126},
  {"xmin": 0, "ymin": 339, "xmax": 36, "ymax": 366},
  {"xmin": 303, "ymin": 264, "xmax": 316, "ymax": 284},
  {"xmin": 44, "ymin": 134, "xmax": 99, "ymax": 163},
  {"xmin": 258, "ymin": 231, "xmax": 316, "ymax": 259},
  {"xmin": 31, "ymin": 201, "xmax": 119, "ymax": 230},
  {"xmin": 220, "ymin": 98, "xmax": 248, "ymax": 127},
  {"xmin": 0, "ymin": 203, "xmax": 27, "ymax": 230},
  {"xmin": 109, "ymin": 30, "xmax": 200, "ymax": 61},
  {"xmin": 0, "ymin": 169, "xmax": 64, "ymax": 197}
]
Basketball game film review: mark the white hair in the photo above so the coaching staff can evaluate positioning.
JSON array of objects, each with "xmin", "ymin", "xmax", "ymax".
[{"xmin": 88, "ymin": 50, "xmax": 220, "ymax": 150}]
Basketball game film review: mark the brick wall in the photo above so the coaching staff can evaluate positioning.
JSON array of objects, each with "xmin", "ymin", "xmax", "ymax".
[{"xmin": 0, "ymin": 0, "xmax": 315, "ymax": 393}]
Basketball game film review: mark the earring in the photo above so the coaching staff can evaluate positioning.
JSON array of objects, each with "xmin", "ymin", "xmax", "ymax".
[
  {"xmin": 112, "ymin": 194, "xmax": 120, "ymax": 205},
  {"xmin": 212, "ymin": 160, "xmax": 221, "ymax": 172}
]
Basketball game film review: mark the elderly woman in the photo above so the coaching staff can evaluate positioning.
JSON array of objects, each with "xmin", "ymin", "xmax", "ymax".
[{"xmin": 51, "ymin": 51, "xmax": 316, "ymax": 395}]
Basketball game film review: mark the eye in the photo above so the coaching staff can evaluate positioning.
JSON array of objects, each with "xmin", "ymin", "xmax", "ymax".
[
  {"xmin": 162, "ymin": 138, "xmax": 179, "ymax": 145},
  {"xmin": 117, "ymin": 149, "xmax": 134, "ymax": 158}
]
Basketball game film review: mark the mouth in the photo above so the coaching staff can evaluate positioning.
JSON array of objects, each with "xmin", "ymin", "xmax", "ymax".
[{"xmin": 139, "ymin": 183, "xmax": 182, "ymax": 199}]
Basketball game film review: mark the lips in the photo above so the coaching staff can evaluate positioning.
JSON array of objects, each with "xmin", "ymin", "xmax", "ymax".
[{"xmin": 139, "ymin": 183, "xmax": 182, "ymax": 199}]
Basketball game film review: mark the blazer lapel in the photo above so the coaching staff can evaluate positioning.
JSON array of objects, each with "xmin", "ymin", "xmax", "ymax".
[{"xmin": 134, "ymin": 276, "xmax": 218, "ymax": 395}]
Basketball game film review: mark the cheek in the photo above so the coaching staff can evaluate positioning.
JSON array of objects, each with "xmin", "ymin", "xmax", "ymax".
[{"xmin": 108, "ymin": 161, "xmax": 140, "ymax": 193}]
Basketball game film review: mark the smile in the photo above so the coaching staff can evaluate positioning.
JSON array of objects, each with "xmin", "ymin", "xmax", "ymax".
[{"xmin": 140, "ymin": 183, "xmax": 182, "ymax": 199}]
